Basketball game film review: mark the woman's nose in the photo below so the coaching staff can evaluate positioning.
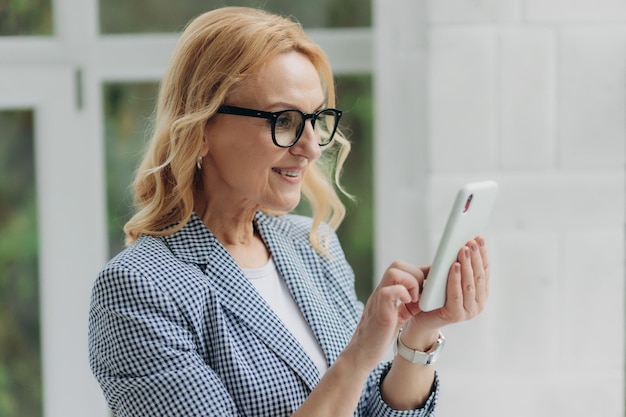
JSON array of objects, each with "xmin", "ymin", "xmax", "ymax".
[{"xmin": 289, "ymin": 120, "xmax": 322, "ymax": 160}]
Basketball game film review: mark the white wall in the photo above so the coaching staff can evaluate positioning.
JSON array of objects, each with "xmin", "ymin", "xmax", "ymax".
[{"xmin": 425, "ymin": 1, "xmax": 624, "ymax": 416}]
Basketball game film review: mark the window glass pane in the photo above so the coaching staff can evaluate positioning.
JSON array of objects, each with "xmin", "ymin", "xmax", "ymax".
[
  {"xmin": 0, "ymin": 110, "xmax": 42, "ymax": 417},
  {"xmin": 103, "ymin": 76, "xmax": 373, "ymax": 299},
  {"xmin": 0, "ymin": 0, "xmax": 53, "ymax": 36},
  {"xmin": 333, "ymin": 75, "xmax": 373, "ymax": 300},
  {"xmin": 99, "ymin": 0, "xmax": 370, "ymax": 34},
  {"xmin": 104, "ymin": 82, "xmax": 158, "ymax": 257}
]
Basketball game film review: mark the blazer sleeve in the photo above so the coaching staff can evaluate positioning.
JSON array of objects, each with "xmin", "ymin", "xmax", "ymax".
[
  {"xmin": 360, "ymin": 363, "xmax": 439, "ymax": 417},
  {"xmin": 88, "ymin": 263, "xmax": 240, "ymax": 417}
]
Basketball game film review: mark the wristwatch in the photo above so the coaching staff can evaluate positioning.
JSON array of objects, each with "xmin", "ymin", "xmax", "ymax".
[{"xmin": 394, "ymin": 331, "xmax": 445, "ymax": 365}]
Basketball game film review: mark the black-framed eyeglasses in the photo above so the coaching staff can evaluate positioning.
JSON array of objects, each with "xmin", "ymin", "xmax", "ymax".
[{"xmin": 216, "ymin": 105, "xmax": 343, "ymax": 148}]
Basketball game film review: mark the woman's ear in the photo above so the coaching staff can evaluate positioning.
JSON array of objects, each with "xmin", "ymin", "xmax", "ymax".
[
  {"xmin": 200, "ymin": 118, "xmax": 217, "ymax": 156},
  {"xmin": 196, "ymin": 128, "xmax": 210, "ymax": 170},
  {"xmin": 199, "ymin": 136, "xmax": 210, "ymax": 157},
  {"xmin": 199, "ymin": 125, "xmax": 211, "ymax": 157}
]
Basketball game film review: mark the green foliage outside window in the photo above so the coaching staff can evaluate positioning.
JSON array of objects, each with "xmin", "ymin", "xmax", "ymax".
[
  {"xmin": 99, "ymin": 0, "xmax": 370, "ymax": 34},
  {"xmin": 104, "ymin": 83, "xmax": 158, "ymax": 258},
  {"xmin": 333, "ymin": 75, "xmax": 374, "ymax": 300},
  {"xmin": 0, "ymin": 0, "xmax": 52, "ymax": 36},
  {"xmin": 0, "ymin": 110, "xmax": 42, "ymax": 417}
]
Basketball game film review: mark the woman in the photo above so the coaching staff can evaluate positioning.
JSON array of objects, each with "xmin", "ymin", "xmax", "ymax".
[{"xmin": 88, "ymin": 7, "xmax": 490, "ymax": 417}]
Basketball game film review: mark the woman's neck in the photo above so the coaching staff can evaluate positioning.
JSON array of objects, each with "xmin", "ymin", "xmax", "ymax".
[{"xmin": 195, "ymin": 200, "xmax": 270, "ymax": 269}]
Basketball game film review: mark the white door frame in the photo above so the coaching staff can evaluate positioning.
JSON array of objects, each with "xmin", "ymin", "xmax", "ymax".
[{"xmin": 0, "ymin": 66, "xmax": 108, "ymax": 416}]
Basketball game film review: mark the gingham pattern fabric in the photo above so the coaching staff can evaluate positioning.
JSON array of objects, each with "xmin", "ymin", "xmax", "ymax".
[{"xmin": 88, "ymin": 211, "xmax": 439, "ymax": 416}]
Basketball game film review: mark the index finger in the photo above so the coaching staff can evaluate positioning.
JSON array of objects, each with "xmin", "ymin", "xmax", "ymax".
[{"xmin": 383, "ymin": 260, "xmax": 428, "ymax": 305}]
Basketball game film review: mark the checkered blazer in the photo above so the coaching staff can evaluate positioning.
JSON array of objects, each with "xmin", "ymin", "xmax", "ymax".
[{"xmin": 89, "ymin": 211, "xmax": 438, "ymax": 416}]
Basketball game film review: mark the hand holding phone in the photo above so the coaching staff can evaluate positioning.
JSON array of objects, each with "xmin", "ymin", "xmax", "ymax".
[{"xmin": 418, "ymin": 181, "xmax": 498, "ymax": 312}]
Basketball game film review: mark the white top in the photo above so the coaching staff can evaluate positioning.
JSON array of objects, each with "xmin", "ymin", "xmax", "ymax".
[{"xmin": 242, "ymin": 258, "xmax": 329, "ymax": 376}]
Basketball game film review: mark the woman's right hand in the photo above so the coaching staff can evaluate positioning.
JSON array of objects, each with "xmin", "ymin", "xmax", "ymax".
[
  {"xmin": 342, "ymin": 260, "xmax": 427, "ymax": 374},
  {"xmin": 293, "ymin": 260, "xmax": 432, "ymax": 417}
]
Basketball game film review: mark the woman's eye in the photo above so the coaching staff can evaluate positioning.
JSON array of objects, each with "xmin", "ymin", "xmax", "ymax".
[{"xmin": 275, "ymin": 115, "xmax": 293, "ymax": 130}]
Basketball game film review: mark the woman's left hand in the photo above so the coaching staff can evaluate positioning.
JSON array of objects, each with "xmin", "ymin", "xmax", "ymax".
[
  {"xmin": 379, "ymin": 236, "xmax": 490, "ymax": 411},
  {"xmin": 408, "ymin": 236, "xmax": 490, "ymax": 332}
]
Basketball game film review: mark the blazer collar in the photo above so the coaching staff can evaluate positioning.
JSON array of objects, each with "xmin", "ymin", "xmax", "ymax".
[{"xmin": 163, "ymin": 212, "xmax": 348, "ymax": 390}]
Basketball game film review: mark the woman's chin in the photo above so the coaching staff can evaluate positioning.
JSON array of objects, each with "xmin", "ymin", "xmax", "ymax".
[{"xmin": 262, "ymin": 197, "xmax": 301, "ymax": 215}]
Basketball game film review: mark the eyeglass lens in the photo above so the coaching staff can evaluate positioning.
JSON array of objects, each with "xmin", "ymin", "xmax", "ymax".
[{"xmin": 273, "ymin": 110, "xmax": 338, "ymax": 147}]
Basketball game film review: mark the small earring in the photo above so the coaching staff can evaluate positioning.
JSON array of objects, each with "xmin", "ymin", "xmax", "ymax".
[{"xmin": 196, "ymin": 155, "xmax": 202, "ymax": 170}]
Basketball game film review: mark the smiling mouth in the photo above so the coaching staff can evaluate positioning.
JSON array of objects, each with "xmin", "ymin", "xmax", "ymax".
[{"xmin": 273, "ymin": 168, "xmax": 302, "ymax": 178}]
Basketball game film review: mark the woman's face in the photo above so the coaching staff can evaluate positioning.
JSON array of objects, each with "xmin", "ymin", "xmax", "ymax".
[{"xmin": 200, "ymin": 51, "xmax": 325, "ymax": 215}]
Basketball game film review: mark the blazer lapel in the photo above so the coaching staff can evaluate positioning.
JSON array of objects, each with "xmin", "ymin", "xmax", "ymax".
[
  {"xmin": 204, "ymin": 238, "xmax": 322, "ymax": 391},
  {"xmin": 255, "ymin": 213, "xmax": 351, "ymax": 367}
]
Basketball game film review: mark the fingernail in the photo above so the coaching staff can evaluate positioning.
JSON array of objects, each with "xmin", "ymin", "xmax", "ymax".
[
  {"xmin": 471, "ymin": 242, "xmax": 478, "ymax": 252},
  {"xmin": 454, "ymin": 263, "xmax": 461, "ymax": 273},
  {"xmin": 465, "ymin": 247, "xmax": 471, "ymax": 258}
]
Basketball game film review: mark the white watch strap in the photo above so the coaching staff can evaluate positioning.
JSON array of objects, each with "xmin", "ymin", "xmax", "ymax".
[{"xmin": 394, "ymin": 331, "xmax": 445, "ymax": 365}]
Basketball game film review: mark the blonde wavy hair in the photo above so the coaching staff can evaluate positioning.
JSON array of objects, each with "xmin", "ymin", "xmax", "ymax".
[{"xmin": 124, "ymin": 6, "xmax": 351, "ymax": 254}]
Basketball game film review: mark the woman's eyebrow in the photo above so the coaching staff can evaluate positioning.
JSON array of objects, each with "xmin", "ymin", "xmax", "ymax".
[{"xmin": 267, "ymin": 100, "xmax": 328, "ymax": 113}]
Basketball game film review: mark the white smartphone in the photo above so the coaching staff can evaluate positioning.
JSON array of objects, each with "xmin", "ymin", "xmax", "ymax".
[{"xmin": 418, "ymin": 181, "xmax": 498, "ymax": 312}]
